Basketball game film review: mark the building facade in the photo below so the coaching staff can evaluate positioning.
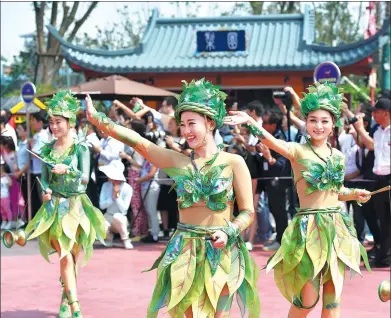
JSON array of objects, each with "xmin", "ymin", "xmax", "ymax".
[{"xmin": 48, "ymin": 6, "xmax": 390, "ymax": 105}]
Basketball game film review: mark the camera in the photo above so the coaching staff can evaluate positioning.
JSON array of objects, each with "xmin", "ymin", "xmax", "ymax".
[
  {"xmin": 144, "ymin": 130, "xmax": 166, "ymax": 143},
  {"xmin": 273, "ymin": 90, "xmax": 293, "ymax": 108},
  {"xmin": 347, "ymin": 117, "xmax": 358, "ymax": 125}
]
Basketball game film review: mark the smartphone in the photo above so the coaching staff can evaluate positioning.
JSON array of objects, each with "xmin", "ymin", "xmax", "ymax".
[{"xmin": 132, "ymin": 102, "xmax": 142, "ymax": 113}]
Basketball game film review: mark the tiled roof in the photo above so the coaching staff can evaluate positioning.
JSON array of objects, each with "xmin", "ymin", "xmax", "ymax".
[{"xmin": 48, "ymin": 6, "xmax": 390, "ymax": 73}]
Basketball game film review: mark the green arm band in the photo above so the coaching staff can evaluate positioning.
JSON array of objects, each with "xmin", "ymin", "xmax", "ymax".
[
  {"xmin": 92, "ymin": 112, "xmax": 142, "ymax": 147},
  {"xmin": 245, "ymin": 123, "xmax": 266, "ymax": 139},
  {"xmin": 338, "ymin": 187, "xmax": 363, "ymax": 206},
  {"xmin": 222, "ymin": 209, "xmax": 253, "ymax": 246}
]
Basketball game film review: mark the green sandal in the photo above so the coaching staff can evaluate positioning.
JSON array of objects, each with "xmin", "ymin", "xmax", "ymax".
[
  {"xmin": 70, "ymin": 301, "xmax": 83, "ymax": 318},
  {"xmin": 59, "ymin": 301, "xmax": 71, "ymax": 318},
  {"xmin": 58, "ymin": 278, "xmax": 71, "ymax": 318}
]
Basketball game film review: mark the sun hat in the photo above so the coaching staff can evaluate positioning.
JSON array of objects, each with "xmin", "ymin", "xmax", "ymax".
[{"xmin": 99, "ymin": 160, "xmax": 126, "ymax": 182}]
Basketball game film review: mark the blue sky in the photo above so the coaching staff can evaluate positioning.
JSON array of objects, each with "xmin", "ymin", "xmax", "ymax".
[
  {"xmin": 0, "ymin": 1, "xmax": 236, "ymax": 62},
  {"xmin": 1, "ymin": 1, "xmax": 369, "ymax": 63}
]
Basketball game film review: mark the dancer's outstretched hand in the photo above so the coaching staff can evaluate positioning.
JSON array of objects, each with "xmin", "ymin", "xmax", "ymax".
[
  {"xmin": 85, "ymin": 94, "xmax": 97, "ymax": 122},
  {"xmin": 210, "ymin": 230, "xmax": 228, "ymax": 249},
  {"xmin": 224, "ymin": 111, "xmax": 255, "ymax": 126}
]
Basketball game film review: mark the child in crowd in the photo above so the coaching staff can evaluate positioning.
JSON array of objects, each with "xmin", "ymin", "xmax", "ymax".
[{"xmin": 0, "ymin": 156, "xmax": 13, "ymax": 230}]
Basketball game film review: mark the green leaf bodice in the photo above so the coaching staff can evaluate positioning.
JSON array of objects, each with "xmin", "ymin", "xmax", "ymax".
[
  {"xmin": 40, "ymin": 140, "xmax": 90, "ymax": 197},
  {"xmin": 299, "ymin": 155, "xmax": 345, "ymax": 195},
  {"xmin": 163, "ymin": 152, "xmax": 234, "ymax": 211}
]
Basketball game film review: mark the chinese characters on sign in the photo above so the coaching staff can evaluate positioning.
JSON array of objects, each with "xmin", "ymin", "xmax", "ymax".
[{"xmin": 197, "ymin": 30, "xmax": 246, "ymax": 53}]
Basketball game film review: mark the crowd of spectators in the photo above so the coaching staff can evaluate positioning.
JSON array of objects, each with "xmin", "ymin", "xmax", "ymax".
[{"xmin": 0, "ymin": 88, "xmax": 389, "ymax": 268}]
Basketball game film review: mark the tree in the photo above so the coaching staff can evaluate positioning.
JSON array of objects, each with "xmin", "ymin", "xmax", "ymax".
[
  {"xmin": 312, "ymin": 2, "xmax": 365, "ymax": 45},
  {"xmin": 34, "ymin": 1, "xmax": 98, "ymax": 85},
  {"xmin": 74, "ymin": 5, "xmax": 145, "ymax": 50},
  {"xmin": 229, "ymin": 2, "xmax": 300, "ymax": 15},
  {"xmin": 228, "ymin": 2, "xmax": 265, "ymax": 15},
  {"xmin": 266, "ymin": 2, "xmax": 301, "ymax": 14}
]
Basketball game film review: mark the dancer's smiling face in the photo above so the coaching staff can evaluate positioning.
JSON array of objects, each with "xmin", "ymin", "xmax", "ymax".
[
  {"xmin": 306, "ymin": 109, "xmax": 334, "ymax": 141},
  {"xmin": 49, "ymin": 115, "xmax": 70, "ymax": 138},
  {"xmin": 180, "ymin": 111, "xmax": 215, "ymax": 149}
]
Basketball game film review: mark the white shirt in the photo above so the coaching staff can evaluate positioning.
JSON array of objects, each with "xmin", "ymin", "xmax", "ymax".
[
  {"xmin": 124, "ymin": 145, "xmax": 144, "ymax": 172},
  {"xmin": 338, "ymin": 131, "xmax": 354, "ymax": 156},
  {"xmin": 98, "ymin": 137, "xmax": 124, "ymax": 167},
  {"xmin": 248, "ymin": 118, "xmax": 263, "ymax": 146},
  {"xmin": 148, "ymin": 108, "xmax": 165, "ymax": 131},
  {"xmin": 140, "ymin": 161, "xmax": 159, "ymax": 191},
  {"xmin": 373, "ymin": 125, "xmax": 391, "ymax": 176},
  {"xmin": 17, "ymin": 139, "xmax": 29, "ymax": 171},
  {"xmin": 345, "ymin": 144, "xmax": 362, "ymax": 175},
  {"xmin": 31, "ymin": 128, "xmax": 50, "ymax": 174},
  {"xmin": 99, "ymin": 181, "xmax": 133, "ymax": 216},
  {"xmin": 1, "ymin": 123, "xmax": 18, "ymax": 150},
  {"xmin": 339, "ymin": 132, "xmax": 362, "ymax": 175},
  {"xmin": 85, "ymin": 132, "xmax": 100, "ymax": 148},
  {"xmin": 214, "ymin": 129, "xmax": 224, "ymax": 145},
  {"xmin": 1, "ymin": 175, "xmax": 10, "ymax": 198},
  {"xmin": 2, "ymin": 151, "xmax": 17, "ymax": 174}
]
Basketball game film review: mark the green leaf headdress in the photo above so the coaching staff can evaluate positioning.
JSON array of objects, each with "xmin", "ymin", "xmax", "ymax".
[
  {"xmin": 300, "ymin": 82, "xmax": 345, "ymax": 128},
  {"xmin": 174, "ymin": 78, "xmax": 227, "ymax": 128},
  {"xmin": 46, "ymin": 90, "xmax": 80, "ymax": 127}
]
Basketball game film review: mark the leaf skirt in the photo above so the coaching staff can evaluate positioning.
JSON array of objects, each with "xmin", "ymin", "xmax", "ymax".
[
  {"xmin": 266, "ymin": 207, "xmax": 371, "ymax": 303},
  {"xmin": 25, "ymin": 194, "xmax": 106, "ymax": 266},
  {"xmin": 145, "ymin": 222, "xmax": 260, "ymax": 318}
]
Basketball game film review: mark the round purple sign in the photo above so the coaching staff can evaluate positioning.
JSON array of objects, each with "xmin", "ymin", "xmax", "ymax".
[
  {"xmin": 20, "ymin": 82, "xmax": 36, "ymax": 103},
  {"xmin": 313, "ymin": 61, "xmax": 341, "ymax": 85}
]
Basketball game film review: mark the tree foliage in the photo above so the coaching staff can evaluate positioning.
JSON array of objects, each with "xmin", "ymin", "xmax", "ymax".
[
  {"xmin": 33, "ymin": 1, "xmax": 98, "ymax": 85},
  {"xmin": 74, "ymin": 5, "xmax": 145, "ymax": 50},
  {"xmin": 313, "ymin": 2, "xmax": 365, "ymax": 45},
  {"xmin": 229, "ymin": 1, "xmax": 300, "ymax": 15},
  {"xmin": 342, "ymin": 81, "xmax": 380, "ymax": 109},
  {"xmin": 266, "ymin": 2, "xmax": 301, "ymax": 14}
]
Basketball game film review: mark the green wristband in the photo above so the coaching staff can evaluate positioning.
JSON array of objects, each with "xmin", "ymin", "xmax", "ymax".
[
  {"xmin": 221, "ymin": 221, "xmax": 240, "ymax": 247},
  {"xmin": 245, "ymin": 123, "xmax": 265, "ymax": 139}
]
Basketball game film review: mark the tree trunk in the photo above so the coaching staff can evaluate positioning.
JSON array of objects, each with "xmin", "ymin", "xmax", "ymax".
[{"xmin": 35, "ymin": 1, "xmax": 98, "ymax": 85}]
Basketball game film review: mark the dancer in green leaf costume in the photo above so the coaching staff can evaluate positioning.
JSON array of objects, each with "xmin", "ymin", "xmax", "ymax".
[
  {"xmin": 225, "ymin": 82, "xmax": 372, "ymax": 317},
  {"xmin": 25, "ymin": 91, "xmax": 106, "ymax": 318},
  {"xmin": 86, "ymin": 78, "xmax": 260, "ymax": 317}
]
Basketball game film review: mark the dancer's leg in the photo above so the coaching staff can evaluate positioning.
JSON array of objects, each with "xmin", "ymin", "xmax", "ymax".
[
  {"xmin": 247, "ymin": 192, "xmax": 260, "ymax": 245},
  {"xmin": 288, "ymin": 277, "xmax": 320, "ymax": 318},
  {"xmin": 183, "ymin": 285, "xmax": 233, "ymax": 318},
  {"xmin": 321, "ymin": 280, "xmax": 341, "ymax": 318},
  {"xmin": 51, "ymin": 239, "xmax": 80, "ymax": 314},
  {"xmin": 215, "ymin": 285, "xmax": 234, "ymax": 318},
  {"xmin": 160, "ymin": 210, "xmax": 169, "ymax": 233}
]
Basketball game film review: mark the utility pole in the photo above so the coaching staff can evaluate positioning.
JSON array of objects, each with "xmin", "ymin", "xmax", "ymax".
[{"xmin": 382, "ymin": 2, "xmax": 390, "ymax": 90}]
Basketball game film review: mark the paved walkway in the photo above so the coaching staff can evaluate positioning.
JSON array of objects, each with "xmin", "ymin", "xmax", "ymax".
[{"xmin": 1, "ymin": 239, "xmax": 389, "ymax": 317}]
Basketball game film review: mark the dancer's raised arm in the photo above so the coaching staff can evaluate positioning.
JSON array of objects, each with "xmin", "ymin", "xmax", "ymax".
[
  {"xmin": 85, "ymin": 94, "xmax": 187, "ymax": 169},
  {"xmin": 224, "ymin": 111, "xmax": 294, "ymax": 160}
]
